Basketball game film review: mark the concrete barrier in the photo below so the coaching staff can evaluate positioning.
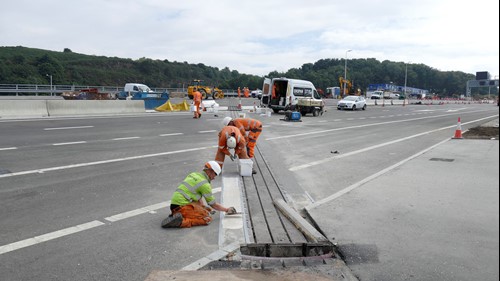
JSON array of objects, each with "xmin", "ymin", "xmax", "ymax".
[
  {"xmin": 0, "ymin": 100, "xmax": 49, "ymax": 118},
  {"xmin": 46, "ymin": 100, "xmax": 145, "ymax": 116}
]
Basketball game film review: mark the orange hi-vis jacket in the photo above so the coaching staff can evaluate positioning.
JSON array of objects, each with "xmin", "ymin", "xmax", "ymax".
[
  {"xmin": 231, "ymin": 118, "xmax": 262, "ymax": 158},
  {"xmin": 193, "ymin": 91, "xmax": 202, "ymax": 103},
  {"xmin": 217, "ymin": 126, "xmax": 246, "ymax": 156},
  {"xmin": 232, "ymin": 118, "xmax": 262, "ymax": 142}
]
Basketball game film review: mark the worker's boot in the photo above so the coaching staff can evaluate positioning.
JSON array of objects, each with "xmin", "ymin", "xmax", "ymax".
[
  {"xmin": 161, "ymin": 213, "xmax": 183, "ymax": 228},
  {"xmin": 252, "ymin": 167, "xmax": 257, "ymax": 174}
]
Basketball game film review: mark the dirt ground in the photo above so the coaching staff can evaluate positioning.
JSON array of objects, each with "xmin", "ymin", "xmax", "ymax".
[{"xmin": 462, "ymin": 126, "xmax": 499, "ymax": 139}]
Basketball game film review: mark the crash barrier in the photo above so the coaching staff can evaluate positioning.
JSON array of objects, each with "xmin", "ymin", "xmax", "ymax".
[
  {"xmin": 0, "ymin": 100, "xmax": 145, "ymax": 118},
  {"xmin": 47, "ymin": 100, "xmax": 145, "ymax": 116},
  {"xmin": 0, "ymin": 100, "xmax": 49, "ymax": 118}
]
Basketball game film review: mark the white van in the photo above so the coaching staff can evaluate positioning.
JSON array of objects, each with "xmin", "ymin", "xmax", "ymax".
[
  {"xmin": 124, "ymin": 83, "xmax": 153, "ymax": 93},
  {"xmin": 261, "ymin": 77, "xmax": 324, "ymax": 115}
]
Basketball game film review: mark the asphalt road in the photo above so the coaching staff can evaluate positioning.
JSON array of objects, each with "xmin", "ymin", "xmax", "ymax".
[{"xmin": 0, "ymin": 100, "xmax": 498, "ymax": 281}]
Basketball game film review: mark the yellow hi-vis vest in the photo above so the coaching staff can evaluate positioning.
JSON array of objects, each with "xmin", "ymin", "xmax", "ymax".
[{"xmin": 171, "ymin": 172, "xmax": 216, "ymax": 206}]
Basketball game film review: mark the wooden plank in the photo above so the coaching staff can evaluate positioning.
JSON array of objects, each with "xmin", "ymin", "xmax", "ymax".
[
  {"xmin": 253, "ymin": 148, "xmax": 308, "ymax": 243},
  {"xmin": 274, "ymin": 199, "xmax": 329, "ymax": 243}
]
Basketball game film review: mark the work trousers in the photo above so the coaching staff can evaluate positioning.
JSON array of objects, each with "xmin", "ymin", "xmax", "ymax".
[
  {"xmin": 173, "ymin": 203, "xmax": 212, "ymax": 228},
  {"xmin": 194, "ymin": 102, "xmax": 201, "ymax": 118},
  {"xmin": 246, "ymin": 128, "xmax": 262, "ymax": 158}
]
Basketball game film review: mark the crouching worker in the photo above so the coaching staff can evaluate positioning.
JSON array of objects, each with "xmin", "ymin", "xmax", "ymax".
[
  {"xmin": 161, "ymin": 161, "xmax": 237, "ymax": 228},
  {"xmin": 215, "ymin": 125, "xmax": 250, "ymax": 169}
]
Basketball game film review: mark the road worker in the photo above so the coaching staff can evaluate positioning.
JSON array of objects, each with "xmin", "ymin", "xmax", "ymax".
[
  {"xmin": 222, "ymin": 117, "xmax": 262, "ymax": 174},
  {"xmin": 237, "ymin": 87, "xmax": 241, "ymax": 98},
  {"xmin": 244, "ymin": 87, "xmax": 250, "ymax": 98},
  {"xmin": 193, "ymin": 88, "xmax": 202, "ymax": 119},
  {"xmin": 161, "ymin": 161, "xmax": 237, "ymax": 228},
  {"xmin": 215, "ymin": 125, "xmax": 250, "ymax": 169}
]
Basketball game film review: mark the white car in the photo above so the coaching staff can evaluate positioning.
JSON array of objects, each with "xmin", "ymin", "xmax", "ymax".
[
  {"xmin": 337, "ymin": 95, "xmax": 367, "ymax": 110},
  {"xmin": 251, "ymin": 90, "xmax": 262, "ymax": 99}
]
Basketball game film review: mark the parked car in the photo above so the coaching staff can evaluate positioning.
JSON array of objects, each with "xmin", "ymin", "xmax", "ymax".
[
  {"xmin": 251, "ymin": 90, "xmax": 262, "ymax": 99},
  {"xmin": 337, "ymin": 95, "xmax": 367, "ymax": 110},
  {"xmin": 370, "ymin": 93, "xmax": 381, "ymax": 99}
]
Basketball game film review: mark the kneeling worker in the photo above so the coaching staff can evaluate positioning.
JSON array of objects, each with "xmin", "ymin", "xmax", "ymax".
[{"xmin": 161, "ymin": 161, "xmax": 237, "ymax": 228}]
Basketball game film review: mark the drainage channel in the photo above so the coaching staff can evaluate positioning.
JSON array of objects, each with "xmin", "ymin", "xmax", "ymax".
[{"xmin": 207, "ymin": 106, "xmax": 336, "ymax": 268}]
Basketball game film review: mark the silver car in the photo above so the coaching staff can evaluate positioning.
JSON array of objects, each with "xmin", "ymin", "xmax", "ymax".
[{"xmin": 337, "ymin": 95, "xmax": 367, "ymax": 110}]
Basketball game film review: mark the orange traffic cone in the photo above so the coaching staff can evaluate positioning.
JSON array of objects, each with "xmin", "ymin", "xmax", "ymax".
[{"xmin": 453, "ymin": 117, "xmax": 463, "ymax": 139}]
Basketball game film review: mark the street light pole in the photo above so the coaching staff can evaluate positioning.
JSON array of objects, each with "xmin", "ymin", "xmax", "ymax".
[
  {"xmin": 46, "ymin": 74, "xmax": 53, "ymax": 96},
  {"xmin": 343, "ymin": 49, "xmax": 352, "ymax": 97}
]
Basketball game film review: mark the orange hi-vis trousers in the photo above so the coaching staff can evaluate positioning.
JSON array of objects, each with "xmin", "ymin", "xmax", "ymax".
[
  {"xmin": 246, "ymin": 127, "xmax": 262, "ymax": 158},
  {"xmin": 173, "ymin": 203, "xmax": 212, "ymax": 228}
]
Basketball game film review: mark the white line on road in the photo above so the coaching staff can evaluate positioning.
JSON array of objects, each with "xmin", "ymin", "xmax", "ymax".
[
  {"xmin": 0, "ymin": 145, "xmax": 218, "ymax": 179},
  {"xmin": 289, "ymin": 115, "xmax": 498, "ymax": 171},
  {"xmin": 0, "ymin": 220, "xmax": 105, "ymax": 255},
  {"xmin": 53, "ymin": 141, "xmax": 87, "ymax": 146},
  {"xmin": 0, "ymin": 147, "xmax": 17, "ymax": 151},
  {"xmin": 199, "ymin": 130, "xmax": 217, "ymax": 133},
  {"xmin": 307, "ymin": 138, "xmax": 450, "ymax": 209},
  {"xmin": 159, "ymin": 133, "xmax": 183, "ymax": 137},
  {"xmin": 267, "ymin": 110, "xmax": 496, "ymax": 141},
  {"xmin": 112, "ymin": 137, "xmax": 140, "ymax": 141},
  {"xmin": 0, "ymin": 188, "xmax": 223, "ymax": 255},
  {"xmin": 44, "ymin": 126, "xmax": 94, "ymax": 130}
]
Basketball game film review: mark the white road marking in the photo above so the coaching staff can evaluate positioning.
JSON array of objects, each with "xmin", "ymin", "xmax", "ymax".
[
  {"xmin": 0, "ymin": 220, "xmax": 105, "ymax": 255},
  {"xmin": 199, "ymin": 130, "xmax": 217, "ymax": 133},
  {"xmin": 159, "ymin": 133, "xmax": 183, "ymax": 137},
  {"xmin": 266, "ymin": 110, "xmax": 496, "ymax": 141},
  {"xmin": 44, "ymin": 126, "xmax": 94, "ymax": 130},
  {"xmin": 112, "ymin": 137, "xmax": 140, "ymax": 141},
  {"xmin": 53, "ymin": 141, "xmax": 87, "ymax": 146},
  {"xmin": 307, "ymin": 138, "xmax": 450, "ymax": 209},
  {"xmin": 289, "ymin": 115, "xmax": 497, "ymax": 171},
  {"xmin": 0, "ymin": 147, "xmax": 17, "ymax": 151},
  {"xmin": 1, "ymin": 188, "xmax": 223, "ymax": 255},
  {"xmin": 0, "ymin": 145, "xmax": 218, "ymax": 179}
]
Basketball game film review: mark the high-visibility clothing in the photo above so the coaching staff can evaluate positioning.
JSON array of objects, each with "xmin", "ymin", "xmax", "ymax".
[
  {"xmin": 172, "ymin": 202, "xmax": 212, "ymax": 228},
  {"xmin": 193, "ymin": 91, "xmax": 202, "ymax": 118},
  {"xmin": 231, "ymin": 118, "xmax": 262, "ymax": 158},
  {"xmin": 171, "ymin": 171, "xmax": 216, "ymax": 207},
  {"xmin": 215, "ymin": 126, "xmax": 249, "ymax": 167}
]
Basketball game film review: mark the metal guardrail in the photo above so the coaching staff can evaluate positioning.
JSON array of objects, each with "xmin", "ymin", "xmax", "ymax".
[
  {"xmin": 0, "ymin": 84, "xmax": 174, "ymax": 96},
  {"xmin": 0, "ymin": 84, "xmax": 240, "ymax": 97}
]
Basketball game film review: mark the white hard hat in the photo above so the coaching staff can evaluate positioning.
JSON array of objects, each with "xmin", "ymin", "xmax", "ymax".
[
  {"xmin": 226, "ymin": 136, "xmax": 237, "ymax": 149},
  {"xmin": 222, "ymin": 116, "xmax": 232, "ymax": 127},
  {"xmin": 205, "ymin": 161, "xmax": 221, "ymax": 176}
]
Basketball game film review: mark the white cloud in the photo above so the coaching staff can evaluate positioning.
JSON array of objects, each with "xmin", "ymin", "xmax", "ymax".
[{"xmin": 1, "ymin": 0, "xmax": 498, "ymax": 77}]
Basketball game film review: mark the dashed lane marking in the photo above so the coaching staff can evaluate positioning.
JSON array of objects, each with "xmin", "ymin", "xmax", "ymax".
[
  {"xmin": 0, "ymin": 187, "xmax": 222, "ymax": 256},
  {"xmin": 0, "ymin": 145, "xmax": 217, "ymax": 179},
  {"xmin": 44, "ymin": 126, "xmax": 94, "ymax": 130}
]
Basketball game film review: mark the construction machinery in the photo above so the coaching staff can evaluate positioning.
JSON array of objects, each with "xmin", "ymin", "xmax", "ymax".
[
  {"xmin": 338, "ymin": 76, "xmax": 352, "ymax": 98},
  {"xmin": 187, "ymin": 80, "xmax": 224, "ymax": 100}
]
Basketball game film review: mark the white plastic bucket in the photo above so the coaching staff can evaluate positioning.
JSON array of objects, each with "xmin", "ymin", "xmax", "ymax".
[
  {"xmin": 190, "ymin": 105, "xmax": 196, "ymax": 112},
  {"xmin": 239, "ymin": 159, "xmax": 253, "ymax": 177}
]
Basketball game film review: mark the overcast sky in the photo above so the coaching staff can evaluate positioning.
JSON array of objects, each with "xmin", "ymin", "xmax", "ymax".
[{"xmin": 1, "ymin": 0, "xmax": 499, "ymax": 78}]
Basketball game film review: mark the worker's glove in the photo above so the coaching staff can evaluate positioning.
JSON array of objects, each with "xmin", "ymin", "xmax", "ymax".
[{"xmin": 226, "ymin": 207, "xmax": 237, "ymax": 215}]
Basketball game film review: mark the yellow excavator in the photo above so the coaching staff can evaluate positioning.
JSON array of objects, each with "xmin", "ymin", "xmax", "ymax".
[
  {"xmin": 338, "ymin": 76, "xmax": 352, "ymax": 98},
  {"xmin": 187, "ymin": 80, "xmax": 224, "ymax": 100}
]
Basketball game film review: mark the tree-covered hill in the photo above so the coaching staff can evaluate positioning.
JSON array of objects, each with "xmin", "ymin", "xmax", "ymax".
[{"xmin": 1, "ymin": 46, "xmax": 488, "ymax": 98}]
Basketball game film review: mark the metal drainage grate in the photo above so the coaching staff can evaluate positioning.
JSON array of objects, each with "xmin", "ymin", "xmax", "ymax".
[{"xmin": 429, "ymin": 158, "xmax": 455, "ymax": 162}]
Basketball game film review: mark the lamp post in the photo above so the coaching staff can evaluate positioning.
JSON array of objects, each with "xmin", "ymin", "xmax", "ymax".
[
  {"xmin": 343, "ymin": 49, "xmax": 352, "ymax": 97},
  {"xmin": 46, "ymin": 74, "xmax": 53, "ymax": 96}
]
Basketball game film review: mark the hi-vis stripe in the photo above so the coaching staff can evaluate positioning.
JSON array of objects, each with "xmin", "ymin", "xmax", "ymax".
[{"xmin": 177, "ymin": 179, "xmax": 208, "ymax": 202}]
